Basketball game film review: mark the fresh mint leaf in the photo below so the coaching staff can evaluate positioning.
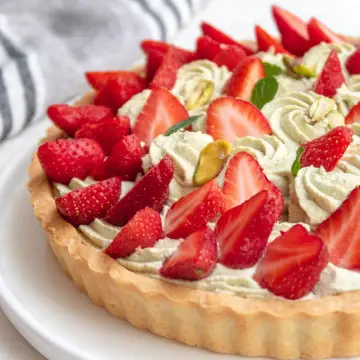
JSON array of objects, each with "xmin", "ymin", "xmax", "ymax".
[
  {"xmin": 291, "ymin": 147, "xmax": 305, "ymax": 176},
  {"xmin": 263, "ymin": 62, "xmax": 283, "ymax": 77},
  {"xmin": 251, "ymin": 76, "xmax": 278, "ymax": 109},
  {"xmin": 164, "ymin": 115, "xmax": 201, "ymax": 136}
]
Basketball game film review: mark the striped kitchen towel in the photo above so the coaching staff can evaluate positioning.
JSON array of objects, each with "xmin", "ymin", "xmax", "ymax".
[{"xmin": 0, "ymin": 0, "xmax": 208, "ymax": 142}]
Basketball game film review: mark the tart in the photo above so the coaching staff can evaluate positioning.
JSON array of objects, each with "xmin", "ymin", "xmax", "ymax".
[{"xmin": 28, "ymin": 5, "xmax": 360, "ymax": 359}]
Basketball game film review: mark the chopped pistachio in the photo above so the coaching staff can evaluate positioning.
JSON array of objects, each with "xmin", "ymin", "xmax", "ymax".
[{"xmin": 185, "ymin": 80, "xmax": 214, "ymax": 110}]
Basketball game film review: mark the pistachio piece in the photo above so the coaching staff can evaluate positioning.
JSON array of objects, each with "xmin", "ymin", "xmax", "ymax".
[
  {"xmin": 292, "ymin": 64, "xmax": 316, "ymax": 78},
  {"xmin": 283, "ymin": 56, "xmax": 316, "ymax": 79},
  {"xmin": 283, "ymin": 56, "xmax": 301, "ymax": 79},
  {"xmin": 185, "ymin": 80, "xmax": 215, "ymax": 110},
  {"xmin": 193, "ymin": 140, "xmax": 232, "ymax": 186},
  {"xmin": 307, "ymin": 97, "xmax": 337, "ymax": 124}
]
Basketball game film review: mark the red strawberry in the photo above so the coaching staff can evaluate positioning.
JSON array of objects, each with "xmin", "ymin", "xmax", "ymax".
[
  {"xmin": 75, "ymin": 116, "xmax": 130, "ymax": 155},
  {"xmin": 345, "ymin": 102, "xmax": 360, "ymax": 125},
  {"xmin": 201, "ymin": 22, "xmax": 254, "ymax": 55},
  {"xmin": 346, "ymin": 48, "xmax": 360, "ymax": 75},
  {"xmin": 47, "ymin": 104, "xmax": 112, "ymax": 137},
  {"xmin": 145, "ymin": 50, "xmax": 165, "ymax": 83},
  {"xmin": 85, "ymin": 71, "xmax": 144, "ymax": 91},
  {"xmin": 141, "ymin": 39, "xmax": 195, "ymax": 58},
  {"xmin": 254, "ymin": 224, "xmax": 329, "ymax": 300},
  {"xmin": 206, "ymin": 97, "xmax": 271, "ymax": 142},
  {"xmin": 315, "ymin": 186, "xmax": 360, "ymax": 270},
  {"xmin": 133, "ymin": 88, "xmax": 188, "ymax": 146},
  {"xmin": 105, "ymin": 155, "xmax": 174, "ymax": 226},
  {"xmin": 55, "ymin": 177, "xmax": 121, "ymax": 226},
  {"xmin": 105, "ymin": 208, "xmax": 163, "ymax": 259},
  {"xmin": 307, "ymin": 18, "xmax": 344, "ymax": 46},
  {"xmin": 223, "ymin": 152, "xmax": 284, "ymax": 217},
  {"xmin": 212, "ymin": 45, "xmax": 247, "ymax": 71},
  {"xmin": 272, "ymin": 5, "xmax": 311, "ymax": 56},
  {"xmin": 149, "ymin": 46, "xmax": 195, "ymax": 89},
  {"xmin": 164, "ymin": 181, "xmax": 224, "ymax": 239},
  {"xmin": 94, "ymin": 73, "xmax": 146, "ymax": 113},
  {"xmin": 93, "ymin": 134, "xmax": 146, "ymax": 181},
  {"xmin": 196, "ymin": 36, "xmax": 224, "ymax": 60},
  {"xmin": 255, "ymin": 25, "xmax": 291, "ymax": 55},
  {"xmin": 38, "ymin": 138, "xmax": 105, "ymax": 184},
  {"xmin": 216, "ymin": 190, "xmax": 280, "ymax": 269},
  {"xmin": 314, "ymin": 50, "xmax": 345, "ymax": 98},
  {"xmin": 160, "ymin": 228, "xmax": 217, "ymax": 280},
  {"xmin": 223, "ymin": 56, "xmax": 265, "ymax": 101},
  {"xmin": 296, "ymin": 126, "xmax": 353, "ymax": 172}
]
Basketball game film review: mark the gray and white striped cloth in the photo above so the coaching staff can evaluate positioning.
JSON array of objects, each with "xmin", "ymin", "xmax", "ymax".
[{"xmin": 0, "ymin": 0, "xmax": 208, "ymax": 141}]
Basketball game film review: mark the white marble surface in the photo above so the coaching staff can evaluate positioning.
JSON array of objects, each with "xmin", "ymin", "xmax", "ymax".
[{"xmin": 2, "ymin": 0, "xmax": 360, "ymax": 358}]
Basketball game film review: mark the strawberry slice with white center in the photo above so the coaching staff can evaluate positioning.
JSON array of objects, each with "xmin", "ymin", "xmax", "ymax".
[
  {"xmin": 254, "ymin": 224, "xmax": 329, "ymax": 300},
  {"xmin": 133, "ymin": 88, "xmax": 188, "ymax": 146},
  {"xmin": 223, "ymin": 152, "xmax": 284, "ymax": 216},
  {"xmin": 216, "ymin": 190, "xmax": 280, "ymax": 269},
  {"xmin": 164, "ymin": 180, "xmax": 224, "ymax": 239},
  {"xmin": 105, "ymin": 155, "xmax": 174, "ymax": 226},
  {"xmin": 345, "ymin": 102, "xmax": 360, "ymax": 125},
  {"xmin": 160, "ymin": 228, "xmax": 217, "ymax": 281},
  {"xmin": 223, "ymin": 56, "xmax": 265, "ymax": 101},
  {"xmin": 315, "ymin": 186, "xmax": 360, "ymax": 270},
  {"xmin": 206, "ymin": 97, "xmax": 271, "ymax": 142},
  {"xmin": 307, "ymin": 18, "xmax": 344, "ymax": 46}
]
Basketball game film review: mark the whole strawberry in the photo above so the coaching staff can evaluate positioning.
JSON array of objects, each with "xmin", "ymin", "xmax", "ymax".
[{"xmin": 38, "ymin": 138, "xmax": 105, "ymax": 184}]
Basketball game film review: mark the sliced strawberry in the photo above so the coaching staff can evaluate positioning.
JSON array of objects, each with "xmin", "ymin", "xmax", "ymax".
[
  {"xmin": 222, "ymin": 152, "xmax": 284, "ymax": 217},
  {"xmin": 308, "ymin": 18, "xmax": 344, "ymax": 46},
  {"xmin": 47, "ymin": 104, "xmax": 113, "ymax": 137},
  {"xmin": 93, "ymin": 134, "xmax": 146, "ymax": 181},
  {"xmin": 315, "ymin": 186, "xmax": 360, "ymax": 270},
  {"xmin": 160, "ymin": 228, "xmax": 217, "ymax": 280},
  {"xmin": 86, "ymin": 71, "xmax": 145, "ymax": 91},
  {"xmin": 345, "ymin": 102, "xmax": 360, "ymax": 125},
  {"xmin": 314, "ymin": 50, "xmax": 345, "ymax": 98},
  {"xmin": 201, "ymin": 22, "xmax": 254, "ymax": 55},
  {"xmin": 223, "ymin": 56, "xmax": 265, "ymax": 101},
  {"xmin": 38, "ymin": 138, "xmax": 105, "ymax": 184},
  {"xmin": 164, "ymin": 181, "xmax": 224, "ymax": 239},
  {"xmin": 141, "ymin": 39, "xmax": 195, "ymax": 58},
  {"xmin": 149, "ymin": 46, "xmax": 195, "ymax": 90},
  {"xmin": 206, "ymin": 97, "xmax": 271, "ymax": 142},
  {"xmin": 105, "ymin": 155, "xmax": 174, "ymax": 226},
  {"xmin": 133, "ymin": 88, "xmax": 188, "ymax": 146},
  {"xmin": 94, "ymin": 73, "xmax": 146, "ymax": 113},
  {"xmin": 145, "ymin": 50, "xmax": 165, "ymax": 83},
  {"xmin": 254, "ymin": 224, "xmax": 329, "ymax": 300},
  {"xmin": 216, "ymin": 190, "xmax": 280, "ymax": 269},
  {"xmin": 196, "ymin": 36, "xmax": 224, "ymax": 60},
  {"xmin": 55, "ymin": 177, "xmax": 121, "ymax": 226},
  {"xmin": 255, "ymin": 25, "xmax": 291, "ymax": 55},
  {"xmin": 346, "ymin": 48, "xmax": 360, "ymax": 75},
  {"xmin": 75, "ymin": 116, "xmax": 130, "ymax": 155},
  {"xmin": 297, "ymin": 126, "xmax": 353, "ymax": 172},
  {"xmin": 272, "ymin": 5, "xmax": 311, "ymax": 56},
  {"xmin": 212, "ymin": 45, "xmax": 247, "ymax": 71},
  {"xmin": 105, "ymin": 208, "xmax": 163, "ymax": 258}
]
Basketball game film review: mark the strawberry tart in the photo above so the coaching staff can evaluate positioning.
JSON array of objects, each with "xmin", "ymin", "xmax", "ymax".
[{"xmin": 28, "ymin": 5, "xmax": 360, "ymax": 359}]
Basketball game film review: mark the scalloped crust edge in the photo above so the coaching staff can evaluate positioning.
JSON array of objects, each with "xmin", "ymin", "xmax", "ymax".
[{"xmin": 27, "ymin": 44, "xmax": 360, "ymax": 359}]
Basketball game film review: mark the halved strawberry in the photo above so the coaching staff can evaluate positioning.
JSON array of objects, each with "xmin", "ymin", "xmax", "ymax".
[
  {"xmin": 145, "ymin": 49, "xmax": 165, "ymax": 83},
  {"xmin": 160, "ymin": 228, "xmax": 217, "ymax": 280},
  {"xmin": 216, "ymin": 190, "xmax": 280, "ymax": 269},
  {"xmin": 105, "ymin": 155, "xmax": 174, "ymax": 226},
  {"xmin": 201, "ymin": 22, "xmax": 254, "ymax": 55},
  {"xmin": 206, "ymin": 97, "xmax": 271, "ymax": 142},
  {"xmin": 212, "ymin": 45, "xmax": 247, "ymax": 71},
  {"xmin": 133, "ymin": 88, "xmax": 188, "ymax": 146},
  {"xmin": 295, "ymin": 126, "xmax": 353, "ymax": 172},
  {"xmin": 307, "ymin": 18, "xmax": 344, "ymax": 46},
  {"xmin": 105, "ymin": 208, "xmax": 163, "ymax": 259},
  {"xmin": 346, "ymin": 48, "xmax": 360, "ymax": 75},
  {"xmin": 47, "ymin": 104, "xmax": 113, "ymax": 137},
  {"xmin": 75, "ymin": 116, "xmax": 130, "ymax": 155},
  {"xmin": 93, "ymin": 134, "xmax": 146, "ymax": 181},
  {"xmin": 254, "ymin": 224, "xmax": 329, "ymax": 300},
  {"xmin": 55, "ymin": 177, "xmax": 121, "ymax": 226},
  {"xmin": 314, "ymin": 50, "xmax": 345, "ymax": 98},
  {"xmin": 141, "ymin": 39, "xmax": 195, "ymax": 58},
  {"xmin": 196, "ymin": 36, "xmax": 223, "ymax": 60},
  {"xmin": 38, "ymin": 138, "xmax": 105, "ymax": 184},
  {"xmin": 222, "ymin": 152, "xmax": 284, "ymax": 217},
  {"xmin": 272, "ymin": 5, "xmax": 311, "ymax": 56},
  {"xmin": 315, "ymin": 186, "xmax": 360, "ymax": 270},
  {"xmin": 345, "ymin": 102, "xmax": 360, "ymax": 125},
  {"xmin": 164, "ymin": 180, "xmax": 224, "ymax": 239},
  {"xmin": 94, "ymin": 73, "xmax": 146, "ymax": 113},
  {"xmin": 255, "ymin": 25, "xmax": 291, "ymax": 55},
  {"xmin": 86, "ymin": 71, "xmax": 145, "ymax": 91},
  {"xmin": 223, "ymin": 56, "xmax": 265, "ymax": 101}
]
